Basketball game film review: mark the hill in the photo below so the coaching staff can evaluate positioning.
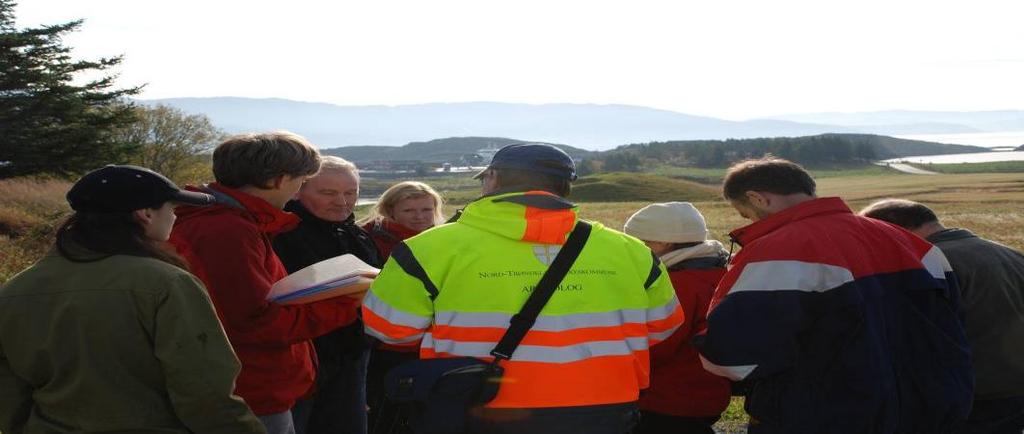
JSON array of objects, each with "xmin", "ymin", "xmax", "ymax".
[
  {"xmin": 323, "ymin": 137, "xmax": 593, "ymax": 164},
  {"xmin": 323, "ymin": 133, "xmax": 985, "ymax": 171},
  {"xmin": 598, "ymin": 133, "xmax": 987, "ymax": 169},
  {"xmin": 143, "ymin": 97, "xmax": 857, "ymax": 150},
  {"xmin": 571, "ymin": 173, "xmax": 719, "ymax": 203},
  {"xmin": 842, "ymin": 134, "xmax": 986, "ymax": 158}
]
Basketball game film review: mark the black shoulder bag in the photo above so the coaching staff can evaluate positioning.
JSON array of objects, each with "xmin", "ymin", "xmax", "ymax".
[{"xmin": 384, "ymin": 221, "xmax": 593, "ymax": 434}]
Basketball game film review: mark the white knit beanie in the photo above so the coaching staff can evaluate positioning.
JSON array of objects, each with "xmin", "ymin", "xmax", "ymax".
[{"xmin": 623, "ymin": 202, "xmax": 708, "ymax": 243}]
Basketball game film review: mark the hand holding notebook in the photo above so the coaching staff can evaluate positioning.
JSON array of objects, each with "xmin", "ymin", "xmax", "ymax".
[{"xmin": 268, "ymin": 254, "xmax": 380, "ymax": 305}]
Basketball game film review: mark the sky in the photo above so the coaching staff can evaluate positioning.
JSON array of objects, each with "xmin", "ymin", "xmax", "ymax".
[{"xmin": 14, "ymin": 0, "xmax": 1024, "ymax": 120}]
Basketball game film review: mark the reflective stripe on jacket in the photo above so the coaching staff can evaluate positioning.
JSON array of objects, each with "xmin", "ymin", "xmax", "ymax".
[{"xmin": 363, "ymin": 190, "xmax": 683, "ymax": 408}]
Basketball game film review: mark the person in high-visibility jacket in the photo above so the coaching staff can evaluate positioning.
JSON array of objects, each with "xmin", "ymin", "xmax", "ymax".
[{"xmin": 362, "ymin": 143, "xmax": 684, "ymax": 434}]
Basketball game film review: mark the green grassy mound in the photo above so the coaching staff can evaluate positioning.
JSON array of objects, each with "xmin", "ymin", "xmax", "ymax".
[{"xmin": 572, "ymin": 172, "xmax": 720, "ymax": 203}]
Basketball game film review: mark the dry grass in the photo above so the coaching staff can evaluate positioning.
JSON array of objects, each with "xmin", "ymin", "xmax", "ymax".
[
  {"xmin": 819, "ymin": 173, "xmax": 1024, "ymax": 250},
  {"xmin": 0, "ymin": 178, "xmax": 73, "ymax": 283},
  {"xmin": 0, "ymin": 177, "xmax": 71, "ymax": 217},
  {"xmin": 6, "ymin": 171, "xmax": 1023, "ymax": 278},
  {"xmin": 566, "ymin": 173, "xmax": 1024, "ymax": 251}
]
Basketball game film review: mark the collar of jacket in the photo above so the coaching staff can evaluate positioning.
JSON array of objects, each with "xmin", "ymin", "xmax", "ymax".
[
  {"xmin": 926, "ymin": 228, "xmax": 976, "ymax": 243},
  {"xmin": 181, "ymin": 183, "xmax": 300, "ymax": 235},
  {"xmin": 457, "ymin": 190, "xmax": 579, "ymax": 245},
  {"xmin": 369, "ymin": 218, "xmax": 422, "ymax": 241},
  {"xmin": 728, "ymin": 197, "xmax": 852, "ymax": 247},
  {"xmin": 285, "ymin": 200, "xmax": 357, "ymax": 229},
  {"xmin": 48, "ymin": 238, "xmax": 109, "ymax": 262}
]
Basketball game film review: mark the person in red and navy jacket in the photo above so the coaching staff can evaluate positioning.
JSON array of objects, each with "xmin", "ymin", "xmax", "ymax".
[
  {"xmin": 623, "ymin": 202, "xmax": 731, "ymax": 434},
  {"xmin": 694, "ymin": 157, "xmax": 973, "ymax": 434}
]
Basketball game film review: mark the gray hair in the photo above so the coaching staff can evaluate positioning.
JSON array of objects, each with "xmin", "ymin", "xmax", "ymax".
[{"xmin": 318, "ymin": 156, "xmax": 359, "ymax": 179}]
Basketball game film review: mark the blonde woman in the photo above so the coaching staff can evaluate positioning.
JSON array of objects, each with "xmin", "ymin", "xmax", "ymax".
[
  {"xmin": 359, "ymin": 181, "xmax": 445, "ymax": 259},
  {"xmin": 358, "ymin": 181, "xmax": 444, "ymax": 434}
]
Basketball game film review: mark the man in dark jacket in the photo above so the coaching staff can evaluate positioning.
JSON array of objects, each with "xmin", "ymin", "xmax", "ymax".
[
  {"xmin": 695, "ymin": 157, "xmax": 973, "ymax": 434},
  {"xmin": 273, "ymin": 156, "xmax": 382, "ymax": 434},
  {"xmin": 861, "ymin": 199, "xmax": 1024, "ymax": 434}
]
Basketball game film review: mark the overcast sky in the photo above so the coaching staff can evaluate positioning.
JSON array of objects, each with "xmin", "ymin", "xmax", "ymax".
[{"xmin": 15, "ymin": 0, "xmax": 1024, "ymax": 120}]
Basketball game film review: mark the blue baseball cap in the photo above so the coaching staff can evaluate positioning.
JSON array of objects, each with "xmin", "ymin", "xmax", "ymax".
[{"xmin": 474, "ymin": 143, "xmax": 577, "ymax": 181}]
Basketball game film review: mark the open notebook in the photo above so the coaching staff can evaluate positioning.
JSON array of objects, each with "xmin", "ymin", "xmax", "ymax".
[{"xmin": 268, "ymin": 254, "xmax": 380, "ymax": 305}]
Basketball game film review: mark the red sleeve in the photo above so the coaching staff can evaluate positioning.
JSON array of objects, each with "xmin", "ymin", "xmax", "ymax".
[
  {"xmin": 649, "ymin": 273, "xmax": 701, "ymax": 367},
  {"xmin": 175, "ymin": 218, "xmax": 358, "ymax": 346}
]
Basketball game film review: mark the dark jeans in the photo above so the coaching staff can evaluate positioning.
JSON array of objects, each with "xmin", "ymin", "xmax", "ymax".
[
  {"xmin": 466, "ymin": 402, "xmax": 639, "ymax": 434},
  {"xmin": 959, "ymin": 396, "xmax": 1024, "ymax": 434},
  {"xmin": 635, "ymin": 411, "xmax": 719, "ymax": 434},
  {"xmin": 368, "ymin": 348, "xmax": 419, "ymax": 434},
  {"xmin": 293, "ymin": 347, "xmax": 371, "ymax": 434}
]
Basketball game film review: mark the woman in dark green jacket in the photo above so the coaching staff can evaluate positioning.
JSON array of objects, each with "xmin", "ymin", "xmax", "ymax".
[{"xmin": 0, "ymin": 165, "xmax": 265, "ymax": 434}]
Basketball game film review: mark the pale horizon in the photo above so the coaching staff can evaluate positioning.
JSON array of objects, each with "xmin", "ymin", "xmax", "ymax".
[{"xmin": 14, "ymin": 0, "xmax": 1024, "ymax": 121}]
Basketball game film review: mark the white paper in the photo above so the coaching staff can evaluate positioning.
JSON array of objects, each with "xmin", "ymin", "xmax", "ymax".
[{"xmin": 267, "ymin": 254, "xmax": 380, "ymax": 300}]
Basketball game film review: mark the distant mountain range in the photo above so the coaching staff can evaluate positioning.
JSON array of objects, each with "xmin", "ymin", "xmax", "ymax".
[
  {"xmin": 761, "ymin": 110, "xmax": 1024, "ymax": 135},
  {"xmin": 143, "ymin": 97, "xmax": 1024, "ymax": 151}
]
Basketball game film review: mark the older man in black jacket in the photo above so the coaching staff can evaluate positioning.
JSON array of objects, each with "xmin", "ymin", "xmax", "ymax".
[
  {"xmin": 274, "ymin": 156, "xmax": 382, "ymax": 434},
  {"xmin": 862, "ymin": 199, "xmax": 1024, "ymax": 434}
]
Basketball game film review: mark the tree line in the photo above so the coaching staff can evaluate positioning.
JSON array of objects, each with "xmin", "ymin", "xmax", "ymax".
[
  {"xmin": 580, "ymin": 135, "xmax": 880, "ymax": 174},
  {"xmin": 0, "ymin": 0, "xmax": 222, "ymax": 183}
]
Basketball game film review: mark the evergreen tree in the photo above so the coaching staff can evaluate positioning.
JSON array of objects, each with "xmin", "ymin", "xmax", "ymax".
[{"xmin": 0, "ymin": 0, "xmax": 141, "ymax": 177}]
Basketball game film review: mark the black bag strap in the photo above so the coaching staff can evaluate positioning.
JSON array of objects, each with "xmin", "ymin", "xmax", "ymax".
[
  {"xmin": 489, "ymin": 221, "xmax": 592, "ymax": 361},
  {"xmin": 390, "ymin": 242, "xmax": 441, "ymax": 300}
]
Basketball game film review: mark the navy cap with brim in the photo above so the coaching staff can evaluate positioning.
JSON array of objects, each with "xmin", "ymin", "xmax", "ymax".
[
  {"xmin": 67, "ymin": 165, "xmax": 217, "ymax": 212},
  {"xmin": 170, "ymin": 189, "xmax": 216, "ymax": 206},
  {"xmin": 472, "ymin": 143, "xmax": 577, "ymax": 181}
]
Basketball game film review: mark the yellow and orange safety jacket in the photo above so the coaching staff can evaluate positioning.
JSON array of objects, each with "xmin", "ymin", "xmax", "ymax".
[{"xmin": 363, "ymin": 190, "xmax": 683, "ymax": 409}]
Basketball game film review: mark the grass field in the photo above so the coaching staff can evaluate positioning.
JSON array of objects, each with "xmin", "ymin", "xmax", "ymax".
[
  {"xmin": 431, "ymin": 172, "xmax": 1024, "ymax": 252},
  {"xmin": 3, "ymin": 168, "xmax": 1023, "ymax": 433},
  {"xmin": 0, "ymin": 178, "xmax": 73, "ymax": 282},
  {"xmin": 909, "ymin": 160, "xmax": 1024, "ymax": 174},
  {"xmin": 649, "ymin": 163, "xmax": 903, "ymax": 184},
  {"xmin": 5, "ymin": 170, "xmax": 1023, "ymax": 283}
]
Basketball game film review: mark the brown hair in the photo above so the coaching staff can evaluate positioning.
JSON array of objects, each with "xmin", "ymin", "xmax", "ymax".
[
  {"xmin": 491, "ymin": 168, "xmax": 572, "ymax": 197},
  {"xmin": 722, "ymin": 156, "xmax": 816, "ymax": 201},
  {"xmin": 55, "ymin": 209, "xmax": 189, "ymax": 270},
  {"xmin": 359, "ymin": 181, "xmax": 445, "ymax": 226},
  {"xmin": 212, "ymin": 131, "xmax": 322, "ymax": 188},
  {"xmin": 859, "ymin": 199, "xmax": 939, "ymax": 230}
]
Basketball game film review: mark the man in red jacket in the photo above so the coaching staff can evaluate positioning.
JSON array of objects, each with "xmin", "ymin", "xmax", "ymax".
[
  {"xmin": 624, "ymin": 202, "xmax": 731, "ymax": 434},
  {"xmin": 170, "ymin": 131, "xmax": 362, "ymax": 434}
]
